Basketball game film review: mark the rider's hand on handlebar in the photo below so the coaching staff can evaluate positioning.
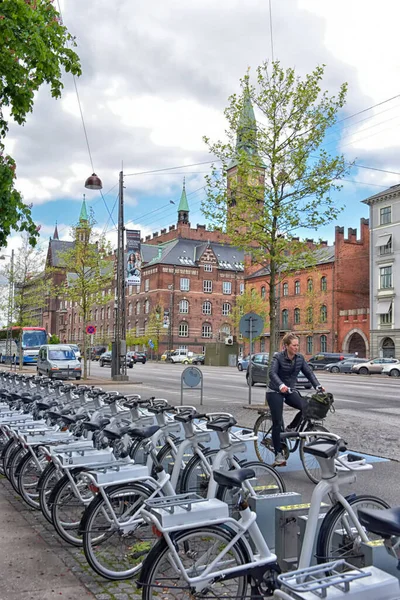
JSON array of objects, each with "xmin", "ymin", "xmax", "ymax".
[
  {"xmin": 279, "ymin": 384, "xmax": 289, "ymax": 394},
  {"xmin": 317, "ymin": 385, "xmax": 325, "ymax": 393}
]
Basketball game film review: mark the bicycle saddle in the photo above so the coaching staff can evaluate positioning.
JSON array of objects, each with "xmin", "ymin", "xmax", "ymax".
[
  {"xmin": 213, "ymin": 468, "xmax": 256, "ymax": 489},
  {"xmin": 128, "ymin": 425, "xmax": 160, "ymax": 440},
  {"xmin": 303, "ymin": 438, "xmax": 346, "ymax": 459},
  {"xmin": 358, "ymin": 507, "xmax": 400, "ymax": 538},
  {"xmin": 206, "ymin": 416, "xmax": 237, "ymax": 432}
]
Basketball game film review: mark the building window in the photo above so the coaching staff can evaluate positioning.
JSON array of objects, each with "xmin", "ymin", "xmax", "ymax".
[
  {"xmin": 202, "ymin": 323, "xmax": 212, "ymax": 338},
  {"xmin": 204, "ymin": 264, "xmax": 212, "ymax": 272},
  {"xmin": 320, "ymin": 335, "xmax": 327, "ymax": 352},
  {"xmin": 307, "ymin": 306, "xmax": 313, "ymax": 323},
  {"xmin": 128, "ymin": 303, "xmax": 132, "ymax": 316},
  {"xmin": 307, "ymin": 278, "xmax": 313, "ymax": 292},
  {"xmin": 107, "ymin": 306, "xmax": 111, "ymax": 319},
  {"xmin": 261, "ymin": 286, "xmax": 266, "ymax": 300},
  {"xmin": 180, "ymin": 278, "xmax": 190, "ymax": 292},
  {"xmin": 136, "ymin": 321, "xmax": 140, "ymax": 336},
  {"xmin": 380, "ymin": 237, "xmax": 392, "ymax": 255},
  {"xmin": 283, "ymin": 282, "xmax": 288, "ymax": 296},
  {"xmin": 380, "ymin": 266, "xmax": 393, "ymax": 289},
  {"xmin": 282, "ymin": 309, "xmax": 289, "ymax": 329},
  {"xmin": 136, "ymin": 302, "xmax": 140, "ymax": 315},
  {"xmin": 223, "ymin": 281, "xmax": 232, "ymax": 295},
  {"xmin": 144, "ymin": 319, "xmax": 148, "ymax": 333},
  {"xmin": 179, "ymin": 299, "xmax": 189, "ymax": 314},
  {"xmin": 294, "ymin": 308, "xmax": 300, "ymax": 324},
  {"xmin": 320, "ymin": 305, "xmax": 327, "ymax": 323},
  {"xmin": 203, "ymin": 280, "xmax": 213, "ymax": 293},
  {"xmin": 260, "ymin": 337, "xmax": 265, "ymax": 352},
  {"xmin": 221, "ymin": 324, "xmax": 231, "ymax": 336},
  {"xmin": 380, "ymin": 206, "xmax": 391, "ymax": 225},
  {"xmin": 101, "ymin": 308, "xmax": 104, "ymax": 320},
  {"xmin": 144, "ymin": 279, "xmax": 149, "ymax": 292},
  {"xmin": 222, "ymin": 302, "xmax": 231, "ymax": 316},
  {"xmin": 380, "ymin": 304, "xmax": 393, "ymax": 325},
  {"xmin": 145, "ymin": 299, "xmax": 150, "ymax": 314},
  {"xmin": 307, "ymin": 336, "xmax": 313, "ymax": 354},
  {"xmin": 321, "ymin": 276, "xmax": 327, "ymax": 291},
  {"xmin": 202, "ymin": 301, "xmax": 212, "ymax": 315},
  {"xmin": 178, "ymin": 322, "xmax": 189, "ymax": 337},
  {"xmin": 239, "ymin": 283, "xmax": 245, "ymax": 295},
  {"xmin": 295, "ymin": 280, "xmax": 300, "ymax": 295}
]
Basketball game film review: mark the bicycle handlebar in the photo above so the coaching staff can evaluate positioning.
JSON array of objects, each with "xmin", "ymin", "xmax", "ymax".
[{"xmin": 280, "ymin": 431, "xmax": 341, "ymax": 441}]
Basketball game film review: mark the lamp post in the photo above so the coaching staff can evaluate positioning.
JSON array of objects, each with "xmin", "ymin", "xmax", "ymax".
[
  {"xmin": 0, "ymin": 250, "xmax": 15, "ymax": 368},
  {"xmin": 85, "ymin": 171, "xmax": 128, "ymax": 381}
]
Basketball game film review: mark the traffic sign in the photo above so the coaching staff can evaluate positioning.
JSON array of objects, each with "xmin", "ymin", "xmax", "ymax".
[
  {"xmin": 182, "ymin": 366, "xmax": 202, "ymax": 388},
  {"xmin": 239, "ymin": 312, "xmax": 264, "ymax": 339},
  {"xmin": 148, "ymin": 339, "xmax": 154, "ymax": 349},
  {"xmin": 86, "ymin": 325, "xmax": 97, "ymax": 335}
]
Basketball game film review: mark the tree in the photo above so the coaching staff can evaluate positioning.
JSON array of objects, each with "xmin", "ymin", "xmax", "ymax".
[
  {"xmin": 0, "ymin": 0, "xmax": 81, "ymax": 247},
  {"xmin": 203, "ymin": 61, "xmax": 349, "ymax": 363},
  {"xmin": 230, "ymin": 288, "xmax": 268, "ymax": 351},
  {"xmin": 147, "ymin": 302, "xmax": 166, "ymax": 359},
  {"xmin": 57, "ymin": 214, "xmax": 113, "ymax": 379}
]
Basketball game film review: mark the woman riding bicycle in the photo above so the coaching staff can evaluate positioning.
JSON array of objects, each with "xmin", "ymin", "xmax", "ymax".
[{"xmin": 267, "ymin": 332, "xmax": 324, "ymax": 467}]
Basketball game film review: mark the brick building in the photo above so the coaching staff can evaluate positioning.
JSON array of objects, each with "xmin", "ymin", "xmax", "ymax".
[{"xmin": 246, "ymin": 218, "xmax": 370, "ymax": 357}]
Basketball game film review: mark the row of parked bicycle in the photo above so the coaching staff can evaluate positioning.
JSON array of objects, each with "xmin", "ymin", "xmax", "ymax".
[{"xmin": 0, "ymin": 370, "xmax": 399, "ymax": 599}]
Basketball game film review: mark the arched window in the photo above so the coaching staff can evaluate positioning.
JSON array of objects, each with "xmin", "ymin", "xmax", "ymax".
[
  {"xmin": 307, "ymin": 306, "xmax": 313, "ymax": 323},
  {"xmin": 283, "ymin": 282, "xmax": 289, "ymax": 296},
  {"xmin": 321, "ymin": 276, "xmax": 327, "ymax": 291},
  {"xmin": 294, "ymin": 308, "xmax": 300, "ymax": 324},
  {"xmin": 295, "ymin": 280, "xmax": 300, "ymax": 295},
  {"xmin": 320, "ymin": 305, "xmax": 327, "ymax": 323},
  {"xmin": 221, "ymin": 324, "xmax": 231, "ymax": 336},
  {"xmin": 144, "ymin": 319, "xmax": 148, "ymax": 333},
  {"xmin": 101, "ymin": 307, "xmax": 104, "ymax": 320},
  {"xmin": 222, "ymin": 302, "xmax": 231, "ymax": 316},
  {"xmin": 261, "ymin": 286, "xmax": 266, "ymax": 300},
  {"xmin": 307, "ymin": 336, "xmax": 313, "ymax": 354},
  {"xmin": 135, "ymin": 321, "xmax": 140, "ymax": 336},
  {"xmin": 202, "ymin": 301, "xmax": 212, "ymax": 315},
  {"xmin": 178, "ymin": 322, "xmax": 189, "ymax": 337},
  {"xmin": 320, "ymin": 335, "xmax": 327, "ymax": 352},
  {"xmin": 94, "ymin": 309, "xmax": 98, "ymax": 321},
  {"xmin": 145, "ymin": 299, "xmax": 150, "ymax": 314},
  {"xmin": 307, "ymin": 278, "xmax": 313, "ymax": 292},
  {"xmin": 128, "ymin": 303, "xmax": 132, "ymax": 316},
  {"xmin": 179, "ymin": 299, "xmax": 189, "ymax": 314},
  {"xmin": 107, "ymin": 306, "xmax": 111, "ymax": 319},
  {"xmin": 282, "ymin": 309, "xmax": 289, "ymax": 329},
  {"xmin": 136, "ymin": 302, "xmax": 140, "ymax": 315},
  {"xmin": 202, "ymin": 323, "xmax": 212, "ymax": 338}
]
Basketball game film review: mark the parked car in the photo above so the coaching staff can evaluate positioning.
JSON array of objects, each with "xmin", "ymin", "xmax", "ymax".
[
  {"xmin": 169, "ymin": 349, "xmax": 193, "ymax": 364},
  {"xmin": 307, "ymin": 352, "xmax": 354, "ymax": 370},
  {"xmin": 37, "ymin": 344, "xmax": 81, "ymax": 380},
  {"xmin": 382, "ymin": 363, "xmax": 400, "ymax": 378},
  {"xmin": 129, "ymin": 351, "xmax": 146, "ymax": 364},
  {"xmin": 237, "ymin": 354, "xmax": 251, "ymax": 371},
  {"xmin": 161, "ymin": 351, "xmax": 172, "ymax": 361},
  {"xmin": 351, "ymin": 357, "xmax": 400, "ymax": 375},
  {"xmin": 100, "ymin": 351, "xmax": 134, "ymax": 368},
  {"xmin": 324, "ymin": 358, "xmax": 368, "ymax": 373},
  {"xmin": 245, "ymin": 353, "xmax": 312, "ymax": 388},
  {"xmin": 189, "ymin": 354, "xmax": 205, "ymax": 365},
  {"xmin": 68, "ymin": 344, "xmax": 81, "ymax": 360},
  {"xmin": 89, "ymin": 345, "xmax": 107, "ymax": 361}
]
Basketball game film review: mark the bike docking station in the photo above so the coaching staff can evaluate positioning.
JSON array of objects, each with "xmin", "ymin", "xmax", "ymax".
[{"xmin": 180, "ymin": 366, "xmax": 203, "ymax": 406}]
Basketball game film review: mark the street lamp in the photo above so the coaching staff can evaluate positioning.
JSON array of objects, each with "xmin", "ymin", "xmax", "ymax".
[
  {"xmin": 85, "ymin": 170, "xmax": 128, "ymax": 381},
  {"xmin": 0, "ymin": 250, "xmax": 15, "ymax": 368}
]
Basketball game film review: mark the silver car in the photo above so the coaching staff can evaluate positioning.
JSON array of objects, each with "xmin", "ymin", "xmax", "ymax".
[
  {"xmin": 37, "ymin": 344, "xmax": 82, "ymax": 380},
  {"xmin": 351, "ymin": 357, "xmax": 399, "ymax": 375}
]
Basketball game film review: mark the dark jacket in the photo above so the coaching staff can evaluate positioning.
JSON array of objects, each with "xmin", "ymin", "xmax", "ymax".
[{"xmin": 268, "ymin": 350, "xmax": 320, "ymax": 392}]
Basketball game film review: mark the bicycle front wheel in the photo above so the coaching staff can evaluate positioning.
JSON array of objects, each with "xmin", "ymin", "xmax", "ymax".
[
  {"xmin": 316, "ymin": 494, "xmax": 390, "ymax": 567},
  {"xmin": 299, "ymin": 423, "xmax": 329, "ymax": 483},
  {"xmin": 51, "ymin": 471, "xmax": 94, "ymax": 546},
  {"xmin": 141, "ymin": 525, "xmax": 249, "ymax": 600},
  {"xmin": 38, "ymin": 463, "xmax": 62, "ymax": 524},
  {"xmin": 254, "ymin": 412, "xmax": 275, "ymax": 465}
]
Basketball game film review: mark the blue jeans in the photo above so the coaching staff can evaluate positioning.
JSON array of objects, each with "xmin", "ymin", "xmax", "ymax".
[{"xmin": 266, "ymin": 390, "xmax": 305, "ymax": 454}]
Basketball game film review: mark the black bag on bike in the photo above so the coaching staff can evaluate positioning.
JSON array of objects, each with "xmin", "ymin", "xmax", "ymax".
[{"xmin": 303, "ymin": 392, "xmax": 334, "ymax": 420}]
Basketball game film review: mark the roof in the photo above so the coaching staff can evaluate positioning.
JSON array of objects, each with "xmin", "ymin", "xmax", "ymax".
[
  {"xmin": 79, "ymin": 197, "xmax": 88, "ymax": 221},
  {"xmin": 142, "ymin": 238, "xmax": 244, "ymax": 271},
  {"xmin": 246, "ymin": 245, "xmax": 335, "ymax": 279},
  {"xmin": 178, "ymin": 180, "xmax": 189, "ymax": 212},
  {"xmin": 47, "ymin": 239, "xmax": 74, "ymax": 267},
  {"xmin": 362, "ymin": 183, "xmax": 400, "ymax": 205}
]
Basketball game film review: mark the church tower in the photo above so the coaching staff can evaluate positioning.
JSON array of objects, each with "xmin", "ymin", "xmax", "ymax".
[
  {"xmin": 177, "ymin": 178, "xmax": 190, "ymax": 225},
  {"xmin": 76, "ymin": 195, "xmax": 90, "ymax": 243}
]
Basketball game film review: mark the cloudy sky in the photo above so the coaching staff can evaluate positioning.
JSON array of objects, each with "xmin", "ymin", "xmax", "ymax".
[{"xmin": 4, "ymin": 0, "xmax": 400, "ymax": 256}]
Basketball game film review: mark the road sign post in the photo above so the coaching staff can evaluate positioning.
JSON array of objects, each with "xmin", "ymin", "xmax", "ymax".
[
  {"xmin": 239, "ymin": 312, "xmax": 264, "ymax": 405},
  {"xmin": 181, "ymin": 367, "xmax": 203, "ymax": 406},
  {"xmin": 85, "ymin": 326, "xmax": 96, "ymax": 377}
]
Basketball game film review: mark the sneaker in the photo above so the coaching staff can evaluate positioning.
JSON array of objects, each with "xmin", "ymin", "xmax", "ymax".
[{"xmin": 273, "ymin": 452, "xmax": 287, "ymax": 467}]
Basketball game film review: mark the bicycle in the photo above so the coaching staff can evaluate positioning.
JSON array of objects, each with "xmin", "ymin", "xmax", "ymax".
[
  {"xmin": 253, "ymin": 389, "xmax": 330, "ymax": 483},
  {"xmin": 137, "ymin": 431, "xmax": 390, "ymax": 598}
]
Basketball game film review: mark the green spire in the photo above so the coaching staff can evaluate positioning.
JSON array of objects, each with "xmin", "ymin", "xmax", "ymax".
[
  {"xmin": 178, "ymin": 178, "xmax": 189, "ymax": 212},
  {"xmin": 236, "ymin": 86, "xmax": 257, "ymax": 156},
  {"xmin": 79, "ymin": 194, "xmax": 88, "ymax": 222}
]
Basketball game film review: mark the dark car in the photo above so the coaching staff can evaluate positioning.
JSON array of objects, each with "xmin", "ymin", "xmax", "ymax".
[
  {"xmin": 190, "ymin": 354, "xmax": 205, "ymax": 365},
  {"xmin": 89, "ymin": 345, "xmax": 107, "ymax": 361},
  {"xmin": 130, "ymin": 352, "xmax": 147, "ymax": 364},
  {"xmin": 100, "ymin": 351, "xmax": 133, "ymax": 368},
  {"xmin": 324, "ymin": 358, "xmax": 368, "ymax": 373},
  {"xmin": 307, "ymin": 352, "xmax": 354, "ymax": 370},
  {"xmin": 246, "ymin": 352, "xmax": 312, "ymax": 389}
]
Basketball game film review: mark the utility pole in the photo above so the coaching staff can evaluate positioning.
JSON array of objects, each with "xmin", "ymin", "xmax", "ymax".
[{"xmin": 112, "ymin": 170, "xmax": 128, "ymax": 381}]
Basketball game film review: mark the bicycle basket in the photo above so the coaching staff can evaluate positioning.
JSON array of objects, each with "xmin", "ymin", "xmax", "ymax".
[{"xmin": 303, "ymin": 392, "xmax": 334, "ymax": 420}]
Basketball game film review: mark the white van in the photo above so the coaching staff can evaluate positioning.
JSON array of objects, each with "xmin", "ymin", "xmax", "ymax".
[
  {"xmin": 37, "ymin": 344, "xmax": 82, "ymax": 380},
  {"xmin": 170, "ymin": 349, "xmax": 193, "ymax": 364}
]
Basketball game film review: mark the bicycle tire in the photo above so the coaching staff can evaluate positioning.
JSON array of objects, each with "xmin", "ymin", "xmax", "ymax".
[
  {"xmin": 16, "ymin": 449, "xmax": 47, "ymax": 509},
  {"xmin": 140, "ymin": 524, "xmax": 250, "ymax": 600},
  {"xmin": 179, "ymin": 448, "xmax": 218, "ymax": 496},
  {"xmin": 151, "ymin": 438, "xmax": 183, "ymax": 481},
  {"xmin": 254, "ymin": 412, "xmax": 275, "ymax": 465},
  {"xmin": 2, "ymin": 438, "xmax": 19, "ymax": 479},
  {"xmin": 0, "ymin": 430, "xmax": 10, "ymax": 474},
  {"xmin": 316, "ymin": 494, "xmax": 390, "ymax": 567},
  {"xmin": 81, "ymin": 481, "xmax": 155, "ymax": 580},
  {"xmin": 38, "ymin": 462, "xmax": 62, "ymax": 524},
  {"xmin": 50, "ymin": 470, "xmax": 93, "ymax": 546},
  {"xmin": 8, "ymin": 445, "xmax": 27, "ymax": 494},
  {"xmin": 299, "ymin": 423, "xmax": 329, "ymax": 483}
]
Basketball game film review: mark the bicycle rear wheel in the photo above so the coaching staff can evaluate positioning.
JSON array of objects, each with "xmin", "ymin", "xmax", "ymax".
[
  {"xmin": 299, "ymin": 423, "xmax": 329, "ymax": 483},
  {"xmin": 254, "ymin": 412, "xmax": 275, "ymax": 465},
  {"xmin": 16, "ymin": 448, "xmax": 47, "ymax": 509},
  {"xmin": 141, "ymin": 525, "xmax": 249, "ymax": 600},
  {"xmin": 51, "ymin": 471, "xmax": 94, "ymax": 546},
  {"xmin": 38, "ymin": 463, "xmax": 62, "ymax": 524}
]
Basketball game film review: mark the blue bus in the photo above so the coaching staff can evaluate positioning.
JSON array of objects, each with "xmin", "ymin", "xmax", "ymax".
[{"xmin": 0, "ymin": 327, "xmax": 48, "ymax": 364}]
